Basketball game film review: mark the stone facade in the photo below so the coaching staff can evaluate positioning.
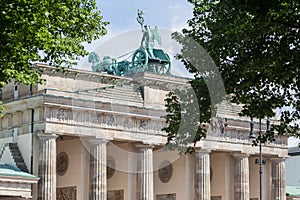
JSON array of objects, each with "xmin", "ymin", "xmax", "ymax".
[{"xmin": 0, "ymin": 64, "xmax": 288, "ymax": 199}]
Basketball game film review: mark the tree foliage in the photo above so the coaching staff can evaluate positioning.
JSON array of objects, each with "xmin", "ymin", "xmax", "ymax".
[
  {"xmin": 163, "ymin": 79, "xmax": 213, "ymax": 153},
  {"xmin": 164, "ymin": 0, "xmax": 300, "ymax": 150},
  {"xmin": 0, "ymin": 0, "xmax": 108, "ymax": 87}
]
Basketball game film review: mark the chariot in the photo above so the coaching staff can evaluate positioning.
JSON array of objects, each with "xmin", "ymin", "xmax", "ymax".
[
  {"xmin": 130, "ymin": 46, "xmax": 171, "ymax": 75},
  {"xmin": 88, "ymin": 10, "xmax": 171, "ymax": 76}
]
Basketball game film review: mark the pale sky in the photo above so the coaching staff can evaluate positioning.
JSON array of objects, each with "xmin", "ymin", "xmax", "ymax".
[
  {"xmin": 96, "ymin": 0, "xmax": 193, "ymax": 34},
  {"xmin": 82, "ymin": 0, "xmax": 194, "ymax": 51}
]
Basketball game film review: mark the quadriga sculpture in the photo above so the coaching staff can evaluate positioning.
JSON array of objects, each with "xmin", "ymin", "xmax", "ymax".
[{"xmin": 88, "ymin": 10, "xmax": 171, "ymax": 76}]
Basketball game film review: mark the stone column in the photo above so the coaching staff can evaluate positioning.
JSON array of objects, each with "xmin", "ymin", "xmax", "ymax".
[
  {"xmin": 89, "ymin": 139, "xmax": 108, "ymax": 200},
  {"xmin": 136, "ymin": 144, "xmax": 154, "ymax": 200},
  {"xmin": 37, "ymin": 133, "xmax": 57, "ymax": 200},
  {"xmin": 185, "ymin": 153, "xmax": 193, "ymax": 200},
  {"xmin": 194, "ymin": 149, "xmax": 211, "ymax": 200},
  {"xmin": 271, "ymin": 158, "xmax": 286, "ymax": 200},
  {"xmin": 233, "ymin": 153, "xmax": 250, "ymax": 200}
]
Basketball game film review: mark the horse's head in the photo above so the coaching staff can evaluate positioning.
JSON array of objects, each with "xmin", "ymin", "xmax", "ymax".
[{"xmin": 88, "ymin": 52, "xmax": 101, "ymax": 63}]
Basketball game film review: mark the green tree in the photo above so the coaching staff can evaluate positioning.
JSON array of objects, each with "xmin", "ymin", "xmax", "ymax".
[
  {"xmin": 0, "ymin": 0, "xmax": 108, "ymax": 87},
  {"xmin": 164, "ymin": 0, "xmax": 300, "ymax": 151}
]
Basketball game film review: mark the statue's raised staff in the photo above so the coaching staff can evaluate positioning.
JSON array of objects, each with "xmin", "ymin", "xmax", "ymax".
[{"xmin": 137, "ymin": 9, "xmax": 144, "ymax": 28}]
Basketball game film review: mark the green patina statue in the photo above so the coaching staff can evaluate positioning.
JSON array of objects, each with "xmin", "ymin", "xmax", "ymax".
[
  {"xmin": 141, "ymin": 25, "xmax": 161, "ymax": 58},
  {"xmin": 88, "ymin": 9, "xmax": 171, "ymax": 76}
]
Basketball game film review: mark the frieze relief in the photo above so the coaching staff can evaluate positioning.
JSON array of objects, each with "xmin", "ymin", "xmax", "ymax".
[
  {"xmin": 57, "ymin": 108, "xmax": 67, "ymax": 121},
  {"xmin": 210, "ymin": 117, "xmax": 225, "ymax": 134},
  {"xmin": 208, "ymin": 128, "xmax": 250, "ymax": 142},
  {"xmin": 45, "ymin": 107, "xmax": 287, "ymax": 145},
  {"xmin": 46, "ymin": 107, "xmax": 165, "ymax": 135},
  {"xmin": 207, "ymin": 117, "xmax": 255, "ymax": 142},
  {"xmin": 208, "ymin": 128, "xmax": 287, "ymax": 146}
]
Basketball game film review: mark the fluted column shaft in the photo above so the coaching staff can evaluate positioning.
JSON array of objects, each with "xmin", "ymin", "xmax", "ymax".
[
  {"xmin": 89, "ymin": 140, "xmax": 108, "ymax": 200},
  {"xmin": 195, "ymin": 149, "xmax": 211, "ymax": 200},
  {"xmin": 233, "ymin": 154, "xmax": 250, "ymax": 200},
  {"xmin": 38, "ymin": 134, "xmax": 57, "ymax": 200},
  {"xmin": 137, "ymin": 145, "xmax": 154, "ymax": 200},
  {"xmin": 271, "ymin": 158, "xmax": 286, "ymax": 200}
]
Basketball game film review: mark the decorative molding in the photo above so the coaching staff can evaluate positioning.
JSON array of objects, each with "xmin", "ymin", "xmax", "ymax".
[
  {"xmin": 56, "ymin": 152, "xmax": 69, "ymax": 176},
  {"xmin": 158, "ymin": 160, "xmax": 173, "ymax": 183}
]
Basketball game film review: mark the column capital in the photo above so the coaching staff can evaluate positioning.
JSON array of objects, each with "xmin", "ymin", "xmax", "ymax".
[
  {"xmin": 232, "ymin": 153, "xmax": 250, "ymax": 159},
  {"xmin": 84, "ymin": 137, "xmax": 110, "ymax": 146},
  {"xmin": 270, "ymin": 157, "xmax": 287, "ymax": 162},
  {"xmin": 135, "ymin": 144, "xmax": 155, "ymax": 150},
  {"xmin": 37, "ymin": 133, "xmax": 58, "ymax": 139},
  {"xmin": 194, "ymin": 148, "xmax": 211, "ymax": 154}
]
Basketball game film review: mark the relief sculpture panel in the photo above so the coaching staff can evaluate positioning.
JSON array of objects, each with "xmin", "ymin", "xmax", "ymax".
[
  {"xmin": 211, "ymin": 196, "xmax": 222, "ymax": 200},
  {"xmin": 107, "ymin": 190, "xmax": 124, "ymax": 200},
  {"xmin": 57, "ymin": 186, "xmax": 76, "ymax": 200},
  {"xmin": 156, "ymin": 193, "xmax": 176, "ymax": 200}
]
